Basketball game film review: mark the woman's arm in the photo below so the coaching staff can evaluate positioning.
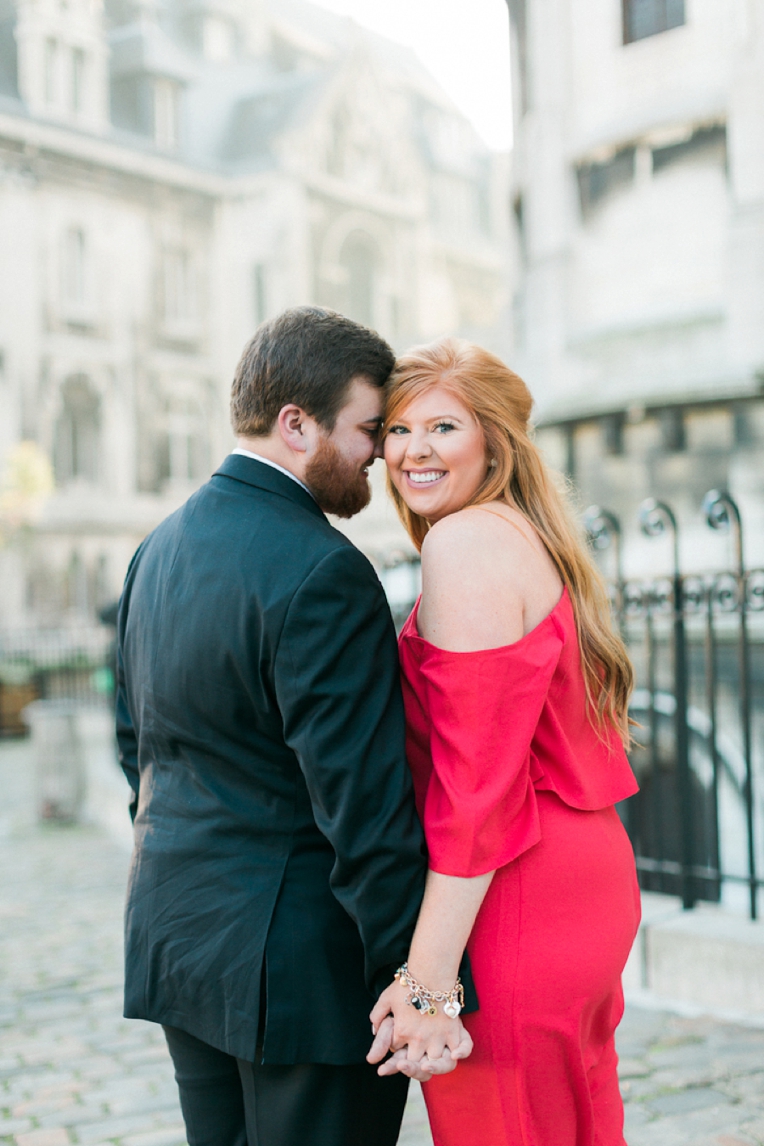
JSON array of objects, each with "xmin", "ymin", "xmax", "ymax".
[
  {"xmin": 368, "ymin": 868, "xmax": 493, "ymax": 1074},
  {"xmin": 408, "ymin": 869, "xmax": 494, "ymax": 988}
]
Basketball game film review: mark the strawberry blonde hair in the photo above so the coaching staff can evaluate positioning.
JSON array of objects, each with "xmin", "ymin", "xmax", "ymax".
[{"xmin": 384, "ymin": 337, "xmax": 634, "ymax": 746}]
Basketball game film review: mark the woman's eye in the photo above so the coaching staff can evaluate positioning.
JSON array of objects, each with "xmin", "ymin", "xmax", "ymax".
[
  {"xmin": 434, "ymin": 422, "xmax": 455, "ymax": 433},
  {"xmin": 386, "ymin": 425, "xmax": 409, "ymax": 435}
]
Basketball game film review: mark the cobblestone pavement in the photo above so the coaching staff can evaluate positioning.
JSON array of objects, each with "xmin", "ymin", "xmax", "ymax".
[{"xmin": 3, "ymin": 739, "xmax": 764, "ymax": 1146}]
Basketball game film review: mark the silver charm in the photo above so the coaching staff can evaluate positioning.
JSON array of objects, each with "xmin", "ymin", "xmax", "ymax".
[{"xmin": 443, "ymin": 1001, "xmax": 461, "ymax": 1019}]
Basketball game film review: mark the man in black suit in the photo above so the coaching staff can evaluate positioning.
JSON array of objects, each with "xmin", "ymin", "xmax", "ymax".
[{"xmin": 116, "ymin": 308, "xmax": 429, "ymax": 1146}]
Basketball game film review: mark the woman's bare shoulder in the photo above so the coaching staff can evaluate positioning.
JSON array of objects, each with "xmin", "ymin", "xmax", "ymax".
[
  {"xmin": 421, "ymin": 505, "xmax": 537, "ymax": 581},
  {"xmin": 418, "ymin": 507, "xmax": 529, "ymax": 650}
]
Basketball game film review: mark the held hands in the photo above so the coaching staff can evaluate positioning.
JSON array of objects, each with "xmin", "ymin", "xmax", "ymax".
[{"xmin": 366, "ymin": 978, "xmax": 473, "ymax": 1081}]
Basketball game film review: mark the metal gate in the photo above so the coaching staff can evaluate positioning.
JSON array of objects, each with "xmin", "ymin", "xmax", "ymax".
[{"xmin": 585, "ymin": 491, "xmax": 763, "ymax": 920}]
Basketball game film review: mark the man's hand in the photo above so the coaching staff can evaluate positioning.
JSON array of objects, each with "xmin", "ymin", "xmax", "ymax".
[
  {"xmin": 366, "ymin": 983, "xmax": 473, "ymax": 1079},
  {"xmin": 367, "ymin": 1016, "xmax": 470, "ymax": 1080}
]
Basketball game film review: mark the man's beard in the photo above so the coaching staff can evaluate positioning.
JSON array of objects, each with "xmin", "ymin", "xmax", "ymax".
[{"xmin": 304, "ymin": 436, "xmax": 373, "ymax": 519}]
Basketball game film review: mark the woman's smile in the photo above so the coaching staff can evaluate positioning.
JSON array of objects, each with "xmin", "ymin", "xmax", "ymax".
[{"xmin": 405, "ymin": 469, "xmax": 447, "ymax": 486}]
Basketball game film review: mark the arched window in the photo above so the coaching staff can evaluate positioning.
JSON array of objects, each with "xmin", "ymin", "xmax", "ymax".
[
  {"xmin": 54, "ymin": 375, "xmax": 101, "ymax": 484},
  {"xmin": 339, "ymin": 232, "xmax": 379, "ymax": 329}
]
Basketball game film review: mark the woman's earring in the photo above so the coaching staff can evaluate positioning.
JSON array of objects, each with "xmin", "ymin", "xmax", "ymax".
[{"xmin": 489, "ymin": 458, "xmax": 497, "ymax": 468}]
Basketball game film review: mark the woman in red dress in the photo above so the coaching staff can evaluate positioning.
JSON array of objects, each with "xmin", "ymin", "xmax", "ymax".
[{"xmin": 368, "ymin": 339, "xmax": 640, "ymax": 1145}]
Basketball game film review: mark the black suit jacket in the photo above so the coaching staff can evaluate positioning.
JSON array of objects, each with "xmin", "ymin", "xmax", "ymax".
[{"xmin": 116, "ymin": 454, "xmax": 428, "ymax": 1064}]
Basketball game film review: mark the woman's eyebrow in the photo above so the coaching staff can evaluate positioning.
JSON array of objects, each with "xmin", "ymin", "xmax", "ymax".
[{"xmin": 385, "ymin": 412, "xmax": 466, "ymax": 424}]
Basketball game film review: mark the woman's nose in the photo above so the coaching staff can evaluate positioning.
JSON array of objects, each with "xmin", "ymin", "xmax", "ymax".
[{"xmin": 406, "ymin": 432, "xmax": 432, "ymax": 460}]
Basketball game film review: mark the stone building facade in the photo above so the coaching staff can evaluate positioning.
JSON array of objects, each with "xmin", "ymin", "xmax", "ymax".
[
  {"xmin": 507, "ymin": 0, "xmax": 764, "ymax": 572},
  {"xmin": 0, "ymin": 0, "xmax": 509, "ymax": 626}
]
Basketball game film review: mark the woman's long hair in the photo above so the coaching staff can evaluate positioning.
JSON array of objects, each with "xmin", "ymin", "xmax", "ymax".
[{"xmin": 384, "ymin": 337, "xmax": 634, "ymax": 746}]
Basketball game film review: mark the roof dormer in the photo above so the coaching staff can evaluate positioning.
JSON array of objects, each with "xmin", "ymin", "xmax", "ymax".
[
  {"xmin": 172, "ymin": 0, "xmax": 268, "ymax": 62},
  {"xmin": 109, "ymin": 4, "xmax": 194, "ymax": 151},
  {"xmin": 14, "ymin": 0, "xmax": 109, "ymax": 131}
]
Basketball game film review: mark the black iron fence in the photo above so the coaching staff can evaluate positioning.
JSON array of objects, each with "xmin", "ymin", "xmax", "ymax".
[
  {"xmin": 378, "ymin": 488, "xmax": 764, "ymax": 921},
  {"xmin": 0, "ymin": 624, "xmax": 115, "ymax": 736},
  {"xmin": 586, "ymin": 490, "xmax": 764, "ymax": 921}
]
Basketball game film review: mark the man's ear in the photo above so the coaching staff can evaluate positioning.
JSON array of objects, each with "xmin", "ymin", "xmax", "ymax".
[{"xmin": 277, "ymin": 404, "xmax": 309, "ymax": 454}]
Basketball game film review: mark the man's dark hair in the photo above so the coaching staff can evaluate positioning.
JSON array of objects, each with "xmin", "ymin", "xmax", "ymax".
[{"xmin": 230, "ymin": 307, "xmax": 396, "ymax": 436}]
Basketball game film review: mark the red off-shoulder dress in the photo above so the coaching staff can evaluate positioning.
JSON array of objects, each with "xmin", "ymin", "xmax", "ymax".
[{"xmin": 398, "ymin": 587, "xmax": 640, "ymax": 1146}]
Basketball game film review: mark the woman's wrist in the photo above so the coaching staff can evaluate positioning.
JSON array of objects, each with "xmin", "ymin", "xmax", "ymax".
[
  {"xmin": 404, "ymin": 953, "xmax": 462, "ymax": 994},
  {"xmin": 394, "ymin": 962, "xmax": 464, "ymax": 1018}
]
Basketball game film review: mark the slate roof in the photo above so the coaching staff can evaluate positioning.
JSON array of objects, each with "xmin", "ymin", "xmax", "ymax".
[
  {"xmin": 172, "ymin": 0, "xmax": 463, "ymax": 174},
  {"xmin": 1, "ymin": 0, "xmax": 490, "ymax": 181}
]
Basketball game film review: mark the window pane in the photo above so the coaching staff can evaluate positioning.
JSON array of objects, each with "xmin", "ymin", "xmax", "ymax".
[
  {"xmin": 665, "ymin": 0, "xmax": 686, "ymax": 30},
  {"xmin": 577, "ymin": 148, "xmax": 635, "ymax": 216},
  {"xmin": 154, "ymin": 79, "xmax": 179, "ymax": 150},
  {"xmin": 659, "ymin": 408, "xmax": 685, "ymax": 453},
  {"xmin": 45, "ymin": 39, "xmax": 57, "ymax": 104},
  {"xmin": 163, "ymin": 249, "xmax": 194, "ymax": 322},
  {"xmin": 651, "ymin": 124, "xmax": 727, "ymax": 174},
  {"xmin": 165, "ymin": 396, "xmax": 205, "ymax": 483},
  {"xmin": 72, "ymin": 48, "xmax": 85, "ymax": 114},
  {"xmin": 55, "ymin": 376, "xmax": 100, "ymax": 483},
  {"xmin": 252, "ymin": 263, "xmax": 267, "ymax": 325},
  {"xmin": 169, "ymin": 429, "xmax": 192, "ymax": 481},
  {"xmin": 339, "ymin": 233, "xmax": 377, "ymax": 328},
  {"xmin": 624, "ymin": 0, "xmax": 685, "ymax": 44},
  {"xmin": 67, "ymin": 552, "xmax": 90, "ymax": 614},
  {"xmin": 64, "ymin": 228, "xmax": 86, "ymax": 306},
  {"xmin": 628, "ymin": 0, "xmax": 660, "ymax": 41}
]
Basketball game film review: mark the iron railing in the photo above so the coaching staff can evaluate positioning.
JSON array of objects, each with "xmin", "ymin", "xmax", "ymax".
[
  {"xmin": 586, "ymin": 490, "xmax": 763, "ymax": 920},
  {"xmin": 0, "ymin": 624, "xmax": 115, "ymax": 736}
]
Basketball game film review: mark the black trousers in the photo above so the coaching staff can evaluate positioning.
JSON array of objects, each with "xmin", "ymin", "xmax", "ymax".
[{"xmin": 163, "ymin": 1026, "xmax": 410, "ymax": 1146}]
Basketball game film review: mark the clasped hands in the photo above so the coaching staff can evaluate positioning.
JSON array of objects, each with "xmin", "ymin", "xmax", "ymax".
[{"xmin": 366, "ymin": 978, "xmax": 473, "ymax": 1082}]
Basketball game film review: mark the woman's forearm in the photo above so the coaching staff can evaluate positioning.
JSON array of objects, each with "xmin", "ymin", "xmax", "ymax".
[
  {"xmin": 406, "ymin": 868, "xmax": 494, "ymax": 991},
  {"xmin": 368, "ymin": 868, "xmax": 491, "ymax": 1071}
]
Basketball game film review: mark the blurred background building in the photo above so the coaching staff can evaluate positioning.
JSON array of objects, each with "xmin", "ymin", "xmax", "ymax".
[
  {"xmin": 0, "ymin": 0, "xmax": 510, "ymax": 630},
  {"xmin": 508, "ymin": 0, "xmax": 764, "ymax": 571},
  {"xmin": 1, "ymin": 0, "xmax": 762, "ymax": 1004}
]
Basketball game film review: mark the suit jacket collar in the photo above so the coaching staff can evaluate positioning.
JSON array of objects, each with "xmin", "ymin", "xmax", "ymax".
[{"xmin": 214, "ymin": 453, "xmax": 326, "ymax": 520}]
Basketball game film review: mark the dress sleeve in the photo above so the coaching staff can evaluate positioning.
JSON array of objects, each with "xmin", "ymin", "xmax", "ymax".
[{"xmin": 415, "ymin": 624, "xmax": 564, "ymax": 877}]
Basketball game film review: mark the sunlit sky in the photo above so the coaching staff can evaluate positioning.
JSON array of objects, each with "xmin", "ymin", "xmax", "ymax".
[{"xmin": 311, "ymin": 0, "xmax": 513, "ymax": 151}]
